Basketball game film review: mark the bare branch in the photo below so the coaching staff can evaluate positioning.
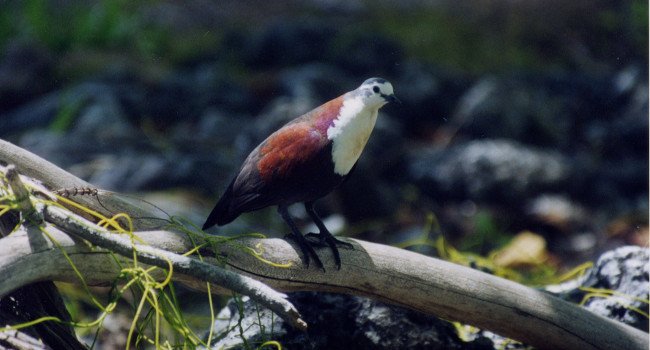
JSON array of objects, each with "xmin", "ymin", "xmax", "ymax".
[
  {"xmin": 42, "ymin": 205, "xmax": 307, "ymax": 331},
  {"xmin": 0, "ymin": 329, "xmax": 51, "ymax": 350},
  {"xmin": 0, "ymin": 139, "xmax": 166, "ymax": 230},
  {"xmin": 1, "ymin": 139, "xmax": 647, "ymax": 349},
  {"xmin": 5, "ymin": 165, "xmax": 42, "ymax": 225},
  {"xmin": 1, "ymin": 224, "xmax": 647, "ymax": 350}
]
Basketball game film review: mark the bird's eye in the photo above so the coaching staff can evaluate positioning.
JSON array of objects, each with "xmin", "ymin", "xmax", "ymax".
[{"xmin": 373, "ymin": 86, "xmax": 380, "ymax": 93}]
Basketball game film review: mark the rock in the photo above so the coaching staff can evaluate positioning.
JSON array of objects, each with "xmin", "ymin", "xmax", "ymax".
[
  {"xmin": 8, "ymin": 78, "xmax": 237, "ymax": 194},
  {"xmin": 209, "ymin": 292, "xmax": 493, "ymax": 350},
  {"xmin": 237, "ymin": 18, "xmax": 403, "ymax": 77},
  {"xmin": 63, "ymin": 148, "xmax": 229, "ymax": 195},
  {"xmin": 545, "ymin": 245, "xmax": 649, "ymax": 331},
  {"xmin": 168, "ymin": 108, "xmax": 255, "ymax": 195},
  {"xmin": 210, "ymin": 244, "xmax": 648, "ymax": 349},
  {"xmin": 0, "ymin": 41, "xmax": 55, "ymax": 113},
  {"xmin": 210, "ymin": 295, "xmax": 286, "ymax": 349},
  {"xmin": 190, "ymin": 64, "xmax": 255, "ymax": 113},
  {"xmin": 452, "ymin": 246, "xmax": 649, "ymax": 349},
  {"xmin": 72, "ymin": 153, "xmax": 174, "ymax": 191},
  {"xmin": 240, "ymin": 20, "xmax": 337, "ymax": 69},
  {"xmin": 524, "ymin": 194, "xmax": 599, "ymax": 262},
  {"xmin": 392, "ymin": 62, "xmax": 469, "ymax": 138},
  {"xmin": 132, "ymin": 64, "xmax": 255, "ymax": 126},
  {"xmin": 14, "ymin": 82, "xmax": 140, "ymax": 167},
  {"xmin": 447, "ymin": 67, "xmax": 647, "ymax": 153},
  {"xmin": 449, "ymin": 75, "xmax": 576, "ymax": 148},
  {"xmin": 251, "ymin": 64, "xmax": 351, "ymax": 139},
  {"xmin": 576, "ymin": 69, "xmax": 648, "ymax": 208},
  {"xmin": 4, "ymin": 82, "xmax": 134, "ymax": 137},
  {"xmin": 446, "ymin": 67, "xmax": 647, "ymax": 208},
  {"xmin": 277, "ymin": 64, "xmax": 351, "ymax": 105},
  {"xmin": 408, "ymin": 139, "xmax": 570, "ymax": 203},
  {"xmin": 329, "ymin": 32, "xmax": 404, "ymax": 77},
  {"xmin": 526, "ymin": 194, "xmax": 588, "ymax": 232}
]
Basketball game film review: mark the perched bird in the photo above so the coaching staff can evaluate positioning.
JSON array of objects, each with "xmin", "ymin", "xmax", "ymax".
[{"xmin": 203, "ymin": 78, "xmax": 399, "ymax": 269}]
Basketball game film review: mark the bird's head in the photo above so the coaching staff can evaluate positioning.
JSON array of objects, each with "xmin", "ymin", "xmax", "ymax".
[{"xmin": 355, "ymin": 77, "xmax": 400, "ymax": 108}]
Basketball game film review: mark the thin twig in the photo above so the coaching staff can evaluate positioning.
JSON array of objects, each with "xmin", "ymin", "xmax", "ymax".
[
  {"xmin": 1, "ymin": 140, "xmax": 648, "ymax": 350},
  {"xmin": 0, "ymin": 329, "xmax": 51, "ymax": 350},
  {"xmin": 5, "ymin": 165, "xmax": 42, "ymax": 225},
  {"xmin": 2, "ymin": 218, "xmax": 648, "ymax": 350},
  {"xmin": 43, "ymin": 205, "xmax": 307, "ymax": 331},
  {"xmin": 0, "ymin": 139, "xmax": 165, "ymax": 230}
]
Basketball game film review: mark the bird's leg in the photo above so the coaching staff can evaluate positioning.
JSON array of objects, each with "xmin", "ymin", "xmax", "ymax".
[
  {"xmin": 277, "ymin": 205, "xmax": 324, "ymax": 271},
  {"xmin": 304, "ymin": 201, "xmax": 354, "ymax": 270}
]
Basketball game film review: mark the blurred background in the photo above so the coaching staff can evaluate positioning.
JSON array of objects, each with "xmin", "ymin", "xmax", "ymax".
[{"xmin": 0, "ymin": 0, "xmax": 647, "ymax": 345}]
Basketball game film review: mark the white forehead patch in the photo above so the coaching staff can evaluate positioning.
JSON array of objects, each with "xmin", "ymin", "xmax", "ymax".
[
  {"xmin": 379, "ymin": 82, "xmax": 394, "ymax": 95},
  {"xmin": 369, "ymin": 81, "xmax": 393, "ymax": 94}
]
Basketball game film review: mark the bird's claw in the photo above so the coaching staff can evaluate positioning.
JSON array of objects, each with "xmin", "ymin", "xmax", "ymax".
[
  {"xmin": 304, "ymin": 232, "xmax": 353, "ymax": 270},
  {"xmin": 285, "ymin": 233, "xmax": 325, "ymax": 271},
  {"xmin": 304, "ymin": 232, "xmax": 327, "ymax": 246},
  {"xmin": 286, "ymin": 230, "xmax": 353, "ymax": 271},
  {"xmin": 305, "ymin": 232, "xmax": 354, "ymax": 250}
]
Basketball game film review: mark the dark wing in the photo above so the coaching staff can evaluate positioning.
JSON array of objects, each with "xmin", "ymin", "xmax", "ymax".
[{"xmin": 203, "ymin": 122, "xmax": 329, "ymax": 229}]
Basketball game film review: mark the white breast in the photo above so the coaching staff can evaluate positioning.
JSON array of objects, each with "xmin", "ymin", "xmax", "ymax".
[{"xmin": 327, "ymin": 97, "xmax": 378, "ymax": 176}]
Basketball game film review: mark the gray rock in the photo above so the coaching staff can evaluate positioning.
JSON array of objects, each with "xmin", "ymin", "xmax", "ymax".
[
  {"xmin": 208, "ymin": 247, "xmax": 648, "ymax": 349},
  {"xmin": 467, "ymin": 246, "xmax": 649, "ymax": 348},
  {"xmin": 210, "ymin": 295, "xmax": 286, "ymax": 349},
  {"xmin": 545, "ymin": 245, "xmax": 649, "ymax": 331},
  {"xmin": 392, "ymin": 61, "xmax": 469, "ymax": 137},
  {"xmin": 408, "ymin": 139, "xmax": 570, "ymax": 202},
  {"xmin": 2, "ymin": 82, "xmax": 129, "ymax": 136},
  {"xmin": 241, "ymin": 20, "xmax": 336, "ymax": 68},
  {"xmin": 13, "ymin": 82, "xmax": 147, "ymax": 179},
  {"xmin": 208, "ymin": 292, "xmax": 493, "ymax": 350},
  {"xmin": 449, "ymin": 75, "xmax": 574, "ymax": 148},
  {"xmin": 0, "ymin": 40, "xmax": 55, "ymax": 113},
  {"xmin": 251, "ymin": 64, "xmax": 352, "ymax": 140}
]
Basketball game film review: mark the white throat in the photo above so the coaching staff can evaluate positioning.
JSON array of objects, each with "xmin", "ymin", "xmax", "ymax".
[{"xmin": 327, "ymin": 97, "xmax": 379, "ymax": 175}]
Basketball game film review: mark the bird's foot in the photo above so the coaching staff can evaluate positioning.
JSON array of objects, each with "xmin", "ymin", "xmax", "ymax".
[
  {"xmin": 285, "ymin": 232, "xmax": 324, "ymax": 271},
  {"xmin": 304, "ymin": 232, "xmax": 354, "ymax": 249},
  {"xmin": 304, "ymin": 232, "xmax": 353, "ymax": 270}
]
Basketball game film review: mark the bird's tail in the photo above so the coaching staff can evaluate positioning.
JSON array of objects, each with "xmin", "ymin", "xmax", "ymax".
[{"xmin": 202, "ymin": 181, "xmax": 239, "ymax": 230}]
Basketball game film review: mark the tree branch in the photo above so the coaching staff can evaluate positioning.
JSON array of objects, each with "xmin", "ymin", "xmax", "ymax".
[
  {"xmin": 1, "ymin": 223, "xmax": 647, "ymax": 350},
  {"xmin": 0, "ymin": 329, "xmax": 51, "ymax": 350},
  {"xmin": 42, "ymin": 204, "xmax": 306, "ymax": 331},
  {"xmin": 0, "ymin": 139, "xmax": 166, "ymax": 230},
  {"xmin": 5, "ymin": 165, "xmax": 42, "ymax": 225},
  {"xmin": 1, "ymin": 138, "xmax": 648, "ymax": 349}
]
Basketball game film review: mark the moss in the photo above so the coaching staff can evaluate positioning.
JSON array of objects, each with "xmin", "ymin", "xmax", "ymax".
[
  {"xmin": 49, "ymin": 92, "xmax": 84, "ymax": 132},
  {"xmin": 1, "ymin": 1, "xmax": 646, "ymax": 77},
  {"xmin": 365, "ymin": 7, "xmax": 545, "ymax": 73},
  {"xmin": 364, "ymin": 1, "xmax": 647, "ymax": 73}
]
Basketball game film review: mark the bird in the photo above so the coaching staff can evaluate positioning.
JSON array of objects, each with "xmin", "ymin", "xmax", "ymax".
[{"xmin": 202, "ymin": 77, "xmax": 399, "ymax": 270}]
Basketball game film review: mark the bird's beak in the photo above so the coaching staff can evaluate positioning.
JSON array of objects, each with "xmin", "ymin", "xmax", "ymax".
[{"xmin": 384, "ymin": 94, "xmax": 401, "ymax": 105}]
